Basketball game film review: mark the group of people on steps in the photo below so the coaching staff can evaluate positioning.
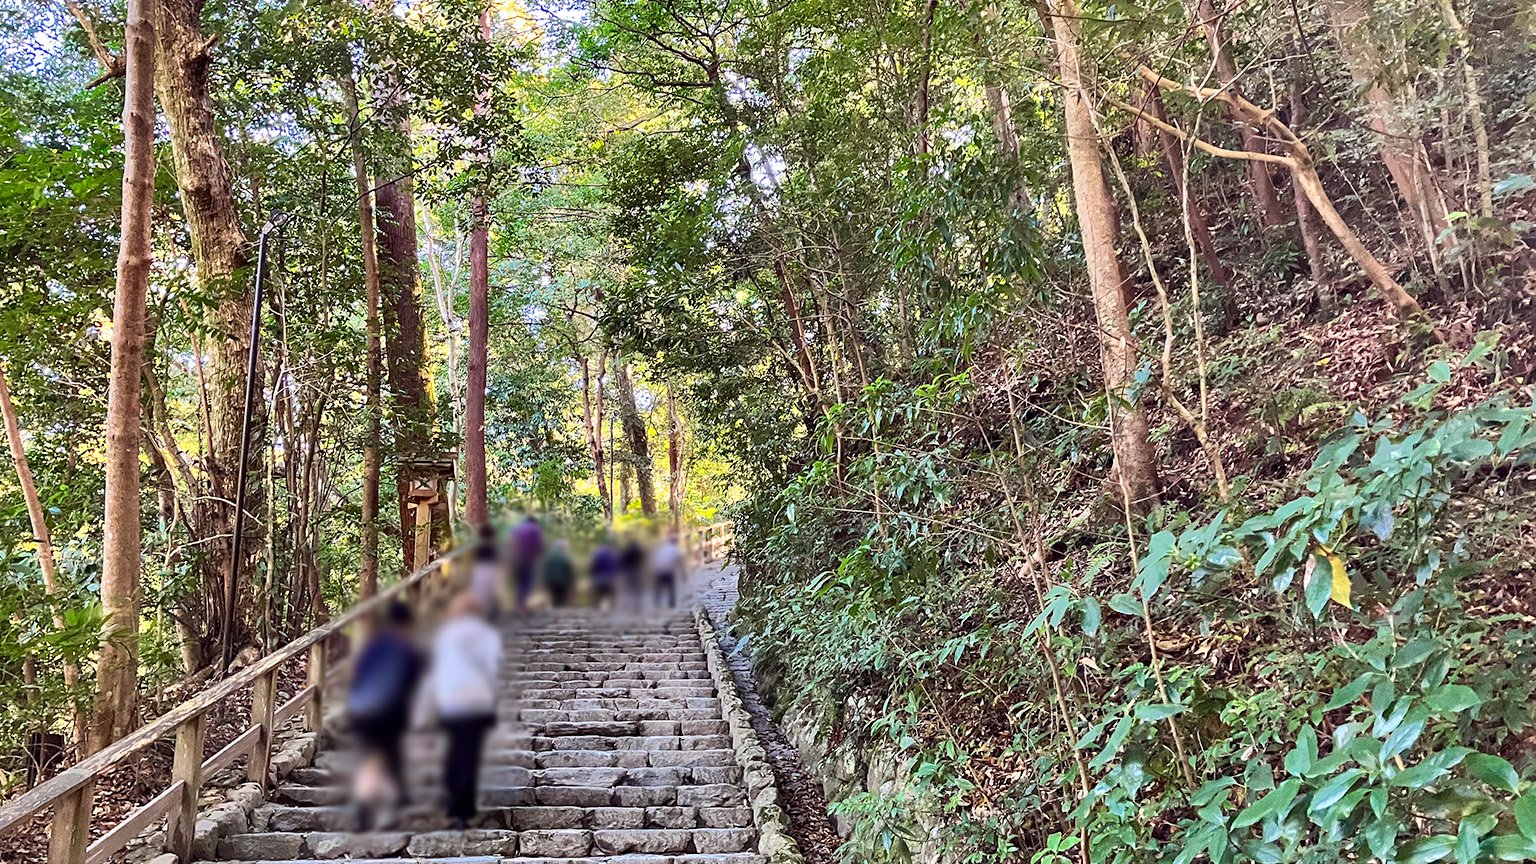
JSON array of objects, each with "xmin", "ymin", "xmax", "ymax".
[
  {"xmin": 344, "ymin": 517, "xmax": 693, "ymax": 831},
  {"xmin": 471, "ymin": 516, "xmax": 690, "ymax": 616}
]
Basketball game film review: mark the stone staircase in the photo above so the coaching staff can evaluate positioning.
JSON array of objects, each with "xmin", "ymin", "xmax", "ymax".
[{"xmin": 199, "ymin": 607, "xmax": 762, "ymax": 864}]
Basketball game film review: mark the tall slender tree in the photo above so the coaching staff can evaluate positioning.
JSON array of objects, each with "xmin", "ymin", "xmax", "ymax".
[
  {"xmin": 94, "ymin": 0, "xmax": 156, "ymax": 751},
  {"xmin": 1044, "ymin": 0, "xmax": 1161, "ymax": 509},
  {"xmin": 464, "ymin": 7, "xmax": 493, "ymax": 526},
  {"xmin": 343, "ymin": 71, "xmax": 383, "ymax": 598}
]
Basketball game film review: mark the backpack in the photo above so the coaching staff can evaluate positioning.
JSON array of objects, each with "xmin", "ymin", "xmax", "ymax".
[{"xmin": 348, "ymin": 637, "xmax": 417, "ymax": 720}]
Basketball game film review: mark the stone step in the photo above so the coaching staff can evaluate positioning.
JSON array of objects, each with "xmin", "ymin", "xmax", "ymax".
[
  {"xmin": 203, "ymin": 856, "xmax": 763, "ymax": 864},
  {"xmin": 199, "ymin": 848, "xmax": 768, "ymax": 854}
]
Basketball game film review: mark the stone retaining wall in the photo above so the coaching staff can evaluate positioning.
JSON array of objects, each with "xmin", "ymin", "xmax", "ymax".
[{"xmin": 694, "ymin": 609, "xmax": 805, "ymax": 864}]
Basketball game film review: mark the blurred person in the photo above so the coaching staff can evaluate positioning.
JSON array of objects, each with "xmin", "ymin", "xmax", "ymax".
[
  {"xmin": 542, "ymin": 538, "xmax": 576, "ymax": 607},
  {"xmin": 469, "ymin": 524, "xmax": 505, "ymax": 620},
  {"xmin": 431, "ymin": 591, "xmax": 502, "ymax": 828},
  {"xmin": 509, "ymin": 515, "xmax": 544, "ymax": 614},
  {"xmin": 589, "ymin": 536, "xmax": 619, "ymax": 610},
  {"xmin": 649, "ymin": 531, "xmax": 685, "ymax": 608},
  {"xmin": 618, "ymin": 535, "xmax": 646, "ymax": 610},
  {"xmin": 346, "ymin": 601, "xmax": 423, "ymax": 825}
]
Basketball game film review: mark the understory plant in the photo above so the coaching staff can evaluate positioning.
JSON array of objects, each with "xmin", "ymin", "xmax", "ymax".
[{"xmin": 735, "ymin": 346, "xmax": 1536, "ymax": 864}]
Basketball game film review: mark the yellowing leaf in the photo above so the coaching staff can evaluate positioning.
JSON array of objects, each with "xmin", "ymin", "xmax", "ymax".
[{"xmin": 1326, "ymin": 550, "xmax": 1352, "ymax": 609}]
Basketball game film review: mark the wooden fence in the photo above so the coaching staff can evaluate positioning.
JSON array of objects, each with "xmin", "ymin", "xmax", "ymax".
[{"xmin": 0, "ymin": 552, "xmax": 461, "ymax": 864}]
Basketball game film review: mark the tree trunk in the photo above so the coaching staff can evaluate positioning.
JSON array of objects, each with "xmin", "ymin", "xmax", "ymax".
[
  {"xmin": 343, "ymin": 72, "xmax": 382, "ymax": 598},
  {"xmin": 667, "ymin": 385, "xmax": 684, "ymax": 531},
  {"xmin": 156, "ymin": 0, "xmax": 258, "ymax": 661},
  {"xmin": 614, "ymin": 364, "xmax": 657, "ymax": 517},
  {"xmin": 93, "ymin": 0, "xmax": 155, "ymax": 752},
  {"xmin": 578, "ymin": 353, "xmax": 611, "ymax": 522},
  {"xmin": 1136, "ymin": 84, "xmax": 1232, "ymax": 290},
  {"xmin": 463, "ymin": 9, "xmax": 492, "ymax": 528},
  {"xmin": 1288, "ymin": 67, "xmax": 1329, "ymax": 289},
  {"xmin": 1326, "ymin": 0, "xmax": 1450, "ymax": 251},
  {"xmin": 1046, "ymin": 0, "xmax": 1161, "ymax": 510},
  {"xmin": 0, "ymin": 366, "xmax": 88, "ymax": 749},
  {"xmin": 464, "ymin": 193, "xmax": 489, "ymax": 526},
  {"xmin": 1192, "ymin": 0, "xmax": 1288, "ymax": 229}
]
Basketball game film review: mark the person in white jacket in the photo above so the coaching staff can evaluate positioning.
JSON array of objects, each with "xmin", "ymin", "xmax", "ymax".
[{"xmin": 431, "ymin": 591, "xmax": 502, "ymax": 827}]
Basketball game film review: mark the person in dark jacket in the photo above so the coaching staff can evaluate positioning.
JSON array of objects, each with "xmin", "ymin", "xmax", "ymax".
[
  {"xmin": 347, "ymin": 602, "xmax": 422, "ymax": 821},
  {"xmin": 589, "ymin": 537, "xmax": 619, "ymax": 610},
  {"xmin": 542, "ymin": 539, "xmax": 576, "ymax": 607},
  {"xmin": 509, "ymin": 516, "xmax": 544, "ymax": 613},
  {"xmin": 618, "ymin": 535, "xmax": 646, "ymax": 610}
]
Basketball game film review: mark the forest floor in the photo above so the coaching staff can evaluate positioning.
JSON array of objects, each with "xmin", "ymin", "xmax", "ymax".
[{"xmin": 698, "ymin": 564, "xmax": 843, "ymax": 864}]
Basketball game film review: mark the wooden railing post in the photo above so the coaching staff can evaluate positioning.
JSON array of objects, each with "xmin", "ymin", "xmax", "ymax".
[
  {"xmin": 305, "ymin": 640, "xmax": 326, "ymax": 731},
  {"xmin": 249, "ymin": 671, "xmax": 276, "ymax": 790},
  {"xmin": 167, "ymin": 713, "xmax": 206, "ymax": 863},
  {"xmin": 46, "ymin": 783, "xmax": 92, "ymax": 864}
]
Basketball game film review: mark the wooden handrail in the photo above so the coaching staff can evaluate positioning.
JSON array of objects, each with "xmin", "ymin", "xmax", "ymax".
[{"xmin": 0, "ymin": 550, "xmax": 462, "ymax": 848}]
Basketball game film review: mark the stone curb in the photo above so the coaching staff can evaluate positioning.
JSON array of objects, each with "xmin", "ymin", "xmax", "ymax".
[{"xmin": 694, "ymin": 607, "xmax": 806, "ymax": 864}]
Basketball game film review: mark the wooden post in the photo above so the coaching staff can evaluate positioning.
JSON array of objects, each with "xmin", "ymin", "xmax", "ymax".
[
  {"xmin": 46, "ymin": 783, "xmax": 93, "ymax": 864},
  {"xmin": 249, "ymin": 671, "xmax": 276, "ymax": 790},
  {"xmin": 305, "ymin": 640, "xmax": 326, "ymax": 732},
  {"xmin": 167, "ymin": 713, "xmax": 206, "ymax": 863},
  {"xmin": 411, "ymin": 497, "xmax": 434, "ymax": 573}
]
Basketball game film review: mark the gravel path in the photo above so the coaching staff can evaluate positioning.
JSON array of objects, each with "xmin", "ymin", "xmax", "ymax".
[{"xmin": 697, "ymin": 565, "xmax": 842, "ymax": 864}]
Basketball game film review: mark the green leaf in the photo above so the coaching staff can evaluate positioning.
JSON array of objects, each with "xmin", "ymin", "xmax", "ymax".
[
  {"xmin": 1325, "ymin": 673, "xmax": 1375, "ymax": 711},
  {"xmin": 1136, "ymin": 703, "xmax": 1186, "ymax": 722},
  {"xmin": 1305, "ymin": 553, "xmax": 1333, "ymax": 617},
  {"xmin": 1090, "ymin": 714, "xmax": 1133, "ymax": 770},
  {"xmin": 1081, "ymin": 596, "xmax": 1101, "ymax": 637},
  {"xmin": 1456, "ymin": 819, "xmax": 1481, "ymax": 864},
  {"xmin": 1285, "ymin": 727, "xmax": 1318, "ymax": 776},
  {"xmin": 1399, "ymin": 836, "xmax": 1457, "ymax": 864},
  {"xmin": 1365, "ymin": 817, "xmax": 1398, "ymax": 861},
  {"xmin": 1516, "ymin": 795, "xmax": 1536, "ymax": 840},
  {"xmin": 1426, "ymin": 684, "xmax": 1482, "ymax": 714},
  {"xmin": 1107, "ymin": 593, "xmax": 1142, "ymax": 616},
  {"xmin": 1308, "ymin": 768, "xmax": 1364, "ymax": 815},
  {"xmin": 1468, "ymin": 754, "xmax": 1521, "ymax": 794},
  {"xmin": 1382, "ymin": 708, "xmax": 1429, "ymax": 762},
  {"xmin": 1487, "ymin": 835, "xmax": 1536, "ymax": 861},
  {"xmin": 1232, "ymin": 779, "xmax": 1300, "ymax": 829},
  {"xmin": 1137, "ymin": 531, "xmax": 1176, "ymax": 601}
]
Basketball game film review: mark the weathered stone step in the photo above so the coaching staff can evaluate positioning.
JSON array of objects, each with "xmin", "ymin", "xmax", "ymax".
[
  {"xmin": 203, "ymin": 856, "xmax": 763, "ymax": 864},
  {"xmin": 505, "ymin": 805, "xmax": 751, "ymax": 831}
]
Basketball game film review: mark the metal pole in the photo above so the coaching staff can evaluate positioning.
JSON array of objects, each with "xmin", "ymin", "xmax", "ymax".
[{"xmin": 221, "ymin": 212, "xmax": 288, "ymax": 674}]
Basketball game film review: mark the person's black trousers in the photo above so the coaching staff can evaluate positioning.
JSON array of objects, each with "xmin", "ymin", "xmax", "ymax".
[
  {"xmin": 656, "ymin": 572, "xmax": 676, "ymax": 607},
  {"xmin": 440, "ymin": 714, "xmax": 495, "ymax": 822}
]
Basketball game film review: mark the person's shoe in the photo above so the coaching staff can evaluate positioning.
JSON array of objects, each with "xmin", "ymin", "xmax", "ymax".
[{"xmin": 448, "ymin": 817, "xmax": 469, "ymax": 830}]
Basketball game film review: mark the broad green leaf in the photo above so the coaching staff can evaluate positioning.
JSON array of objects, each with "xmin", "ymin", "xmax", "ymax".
[
  {"xmin": 1399, "ymin": 836, "xmax": 1457, "ymax": 864},
  {"xmin": 1137, "ymin": 530, "xmax": 1176, "ymax": 601},
  {"xmin": 1468, "ymin": 754, "xmax": 1521, "ymax": 794},
  {"xmin": 1304, "ymin": 552, "xmax": 1333, "ymax": 617},
  {"xmin": 1325, "ymin": 673, "xmax": 1374, "ymax": 711},
  {"xmin": 1080, "ymin": 596, "xmax": 1101, "ymax": 637},
  {"xmin": 1365, "ymin": 817, "xmax": 1398, "ymax": 861},
  {"xmin": 1516, "ymin": 795, "xmax": 1536, "ymax": 840},
  {"xmin": 1382, "ymin": 708, "xmax": 1429, "ymax": 762},
  {"xmin": 1308, "ymin": 768, "xmax": 1365, "ymax": 814},
  {"xmin": 1136, "ymin": 703, "xmax": 1186, "ymax": 722},
  {"xmin": 1486, "ymin": 835, "xmax": 1536, "ymax": 861},
  {"xmin": 1426, "ymin": 684, "xmax": 1482, "ymax": 714},
  {"xmin": 1457, "ymin": 818, "xmax": 1481, "ymax": 864},
  {"xmin": 1232, "ymin": 779, "xmax": 1300, "ymax": 829},
  {"xmin": 1285, "ymin": 727, "xmax": 1318, "ymax": 776},
  {"xmin": 1107, "ymin": 593, "xmax": 1142, "ymax": 616}
]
